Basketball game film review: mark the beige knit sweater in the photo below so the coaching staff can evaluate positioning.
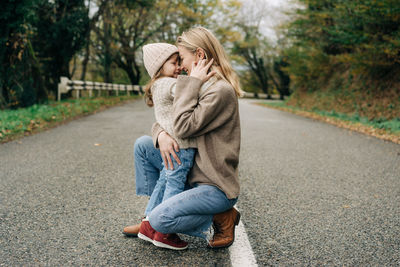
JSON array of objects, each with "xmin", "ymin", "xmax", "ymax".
[{"xmin": 152, "ymin": 75, "xmax": 241, "ymax": 199}]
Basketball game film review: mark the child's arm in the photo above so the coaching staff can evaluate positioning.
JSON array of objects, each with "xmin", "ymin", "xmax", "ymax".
[
  {"xmin": 171, "ymin": 83, "xmax": 176, "ymax": 98},
  {"xmin": 154, "ymin": 77, "xmax": 176, "ymax": 99}
]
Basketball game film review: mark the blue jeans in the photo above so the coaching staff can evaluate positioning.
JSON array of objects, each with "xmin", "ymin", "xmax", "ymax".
[
  {"xmin": 144, "ymin": 148, "xmax": 196, "ymax": 215},
  {"xmin": 133, "ymin": 136, "xmax": 237, "ymax": 240}
]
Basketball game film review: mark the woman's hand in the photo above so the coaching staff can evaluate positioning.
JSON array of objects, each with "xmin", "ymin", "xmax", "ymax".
[
  {"xmin": 158, "ymin": 131, "xmax": 181, "ymax": 170},
  {"xmin": 190, "ymin": 58, "xmax": 216, "ymax": 82}
]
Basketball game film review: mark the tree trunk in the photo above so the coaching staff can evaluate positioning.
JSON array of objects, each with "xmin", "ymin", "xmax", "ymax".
[
  {"xmin": 103, "ymin": 8, "xmax": 112, "ymax": 84},
  {"xmin": 27, "ymin": 40, "xmax": 47, "ymax": 102},
  {"xmin": 81, "ymin": 41, "xmax": 90, "ymax": 81},
  {"xmin": 70, "ymin": 55, "xmax": 77, "ymax": 78},
  {"xmin": 255, "ymin": 70, "xmax": 269, "ymax": 98},
  {"xmin": 124, "ymin": 65, "xmax": 140, "ymax": 85},
  {"xmin": 81, "ymin": 0, "xmax": 107, "ymax": 81}
]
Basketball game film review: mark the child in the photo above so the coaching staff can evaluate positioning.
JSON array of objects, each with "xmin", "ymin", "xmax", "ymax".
[{"xmin": 138, "ymin": 43, "xmax": 197, "ymax": 250}]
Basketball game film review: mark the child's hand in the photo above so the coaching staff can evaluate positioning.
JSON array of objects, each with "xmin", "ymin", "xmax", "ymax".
[{"xmin": 190, "ymin": 58, "xmax": 216, "ymax": 82}]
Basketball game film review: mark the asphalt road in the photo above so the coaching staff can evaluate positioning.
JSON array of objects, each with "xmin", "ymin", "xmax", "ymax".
[{"xmin": 1, "ymin": 98, "xmax": 399, "ymax": 266}]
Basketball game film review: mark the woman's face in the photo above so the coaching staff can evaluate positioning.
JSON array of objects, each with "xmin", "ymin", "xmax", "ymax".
[
  {"xmin": 178, "ymin": 46, "xmax": 198, "ymax": 75},
  {"xmin": 161, "ymin": 54, "xmax": 180, "ymax": 78}
]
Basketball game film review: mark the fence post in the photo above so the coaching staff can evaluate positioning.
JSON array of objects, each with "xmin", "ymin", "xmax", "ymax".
[
  {"xmin": 58, "ymin": 77, "xmax": 70, "ymax": 101},
  {"xmin": 115, "ymin": 84, "xmax": 119, "ymax": 96},
  {"xmin": 72, "ymin": 89, "xmax": 80, "ymax": 100},
  {"xmin": 97, "ymin": 82, "xmax": 102, "ymax": 97},
  {"xmin": 87, "ymin": 81, "xmax": 93, "ymax": 98}
]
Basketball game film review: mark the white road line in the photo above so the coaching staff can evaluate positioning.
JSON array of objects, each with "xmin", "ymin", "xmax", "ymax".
[{"xmin": 229, "ymin": 207, "xmax": 258, "ymax": 267}]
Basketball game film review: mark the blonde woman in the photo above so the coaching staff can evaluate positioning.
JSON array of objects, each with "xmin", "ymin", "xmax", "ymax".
[{"xmin": 124, "ymin": 27, "xmax": 242, "ymax": 249}]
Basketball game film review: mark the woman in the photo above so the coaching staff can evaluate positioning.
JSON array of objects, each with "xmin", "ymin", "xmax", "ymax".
[{"xmin": 123, "ymin": 27, "xmax": 242, "ymax": 249}]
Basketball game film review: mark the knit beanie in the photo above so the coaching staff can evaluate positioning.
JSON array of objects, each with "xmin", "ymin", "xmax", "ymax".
[{"xmin": 143, "ymin": 43, "xmax": 178, "ymax": 78}]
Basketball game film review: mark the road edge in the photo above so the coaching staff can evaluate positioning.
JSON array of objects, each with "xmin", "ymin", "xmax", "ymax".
[{"xmin": 255, "ymin": 102, "xmax": 400, "ymax": 145}]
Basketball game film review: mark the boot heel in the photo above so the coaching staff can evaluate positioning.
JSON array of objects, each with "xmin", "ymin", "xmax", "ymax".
[{"xmin": 234, "ymin": 211, "xmax": 241, "ymax": 225}]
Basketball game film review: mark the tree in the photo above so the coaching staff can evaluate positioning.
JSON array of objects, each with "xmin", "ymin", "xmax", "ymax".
[
  {"xmin": 91, "ymin": 0, "xmax": 169, "ymax": 84},
  {"xmin": 92, "ymin": 0, "xmax": 115, "ymax": 83},
  {"xmin": 0, "ymin": 0, "xmax": 47, "ymax": 108},
  {"xmin": 80, "ymin": 0, "xmax": 109, "ymax": 81},
  {"xmin": 272, "ymin": 56, "xmax": 290, "ymax": 100},
  {"xmin": 288, "ymin": 0, "xmax": 400, "ymax": 74},
  {"xmin": 31, "ymin": 0, "xmax": 90, "ymax": 97},
  {"xmin": 230, "ymin": 0, "xmax": 294, "ymax": 98},
  {"xmin": 233, "ymin": 25, "xmax": 272, "ymax": 98},
  {"xmin": 91, "ymin": 0, "xmax": 232, "ymax": 85}
]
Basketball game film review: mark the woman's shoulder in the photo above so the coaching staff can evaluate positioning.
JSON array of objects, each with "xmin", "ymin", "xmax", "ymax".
[{"xmin": 208, "ymin": 79, "xmax": 236, "ymax": 99}]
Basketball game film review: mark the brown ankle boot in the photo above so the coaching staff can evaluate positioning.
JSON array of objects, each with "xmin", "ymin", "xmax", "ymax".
[
  {"xmin": 208, "ymin": 207, "xmax": 241, "ymax": 248},
  {"xmin": 123, "ymin": 222, "xmax": 142, "ymax": 237}
]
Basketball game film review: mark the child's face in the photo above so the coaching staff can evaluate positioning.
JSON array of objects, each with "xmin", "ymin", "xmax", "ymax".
[{"xmin": 161, "ymin": 54, "xmax": 180, "ymax": 78}]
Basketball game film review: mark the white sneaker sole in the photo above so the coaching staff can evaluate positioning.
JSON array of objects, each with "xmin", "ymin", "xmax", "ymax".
[
  {"xmin": 153, "ymin": 240, "xmax": 188, "ymax": 250},
  {"xmin": 138, "ymin": 233, "xmax": 153, "ymax": 243}
]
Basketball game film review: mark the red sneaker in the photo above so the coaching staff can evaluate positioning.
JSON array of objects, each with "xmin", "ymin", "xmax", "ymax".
[
  {"xmin": 138, "ymin": 220, "xmax": 156, "ymax": 243},
  {"xmin": 153, "ymin": 232, "xmax": 188, "ymax": 250}
]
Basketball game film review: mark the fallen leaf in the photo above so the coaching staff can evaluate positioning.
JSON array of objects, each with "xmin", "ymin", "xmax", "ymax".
[{"xmin": 94, "ymin": 143, "xmax": 102, "ymax": 146}]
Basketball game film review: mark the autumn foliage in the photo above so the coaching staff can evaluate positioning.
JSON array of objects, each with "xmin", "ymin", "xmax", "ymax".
[{"xmin": 283, "ymin": 0, "xmax": 400, "ymax": 120}]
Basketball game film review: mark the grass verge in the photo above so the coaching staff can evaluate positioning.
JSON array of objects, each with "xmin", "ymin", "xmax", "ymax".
[
  {"xmin": 0, "ymin": 95, "xmax": 140, "ymax": 144},
  {"xmin": 258, "ymin": 101, "xmax": 400, "ymax": 145}
]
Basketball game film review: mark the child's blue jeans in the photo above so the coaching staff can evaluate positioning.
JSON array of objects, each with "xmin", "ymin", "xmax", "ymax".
[{"xmin": 144, "ymin": 147, "xmax": 196, "ymax": 215}]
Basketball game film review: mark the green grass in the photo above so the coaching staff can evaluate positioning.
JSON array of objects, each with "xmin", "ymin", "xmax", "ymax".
[
  {"xmin": 264, "ymin": 101, "xmax": 400, "ymax": 134},
  {"xmin": 0, "ymin": 95, "xmax": 139, "ymax": 142}
]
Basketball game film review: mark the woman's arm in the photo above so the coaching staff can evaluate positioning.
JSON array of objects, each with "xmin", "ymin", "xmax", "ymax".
[
  {"xmin": 172, "ymin": 76, "xmax": 236, "ymax": 139},
  {"xmin": 173, "ymin": 59, "xmax": 236, "ymax": 138}
]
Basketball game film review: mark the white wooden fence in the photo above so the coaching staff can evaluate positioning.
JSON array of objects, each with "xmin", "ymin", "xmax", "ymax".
[
  {"xmin": 57, "ymin": 76, "xmax": 143, "ymax": 101},
  {"xmin": 57, "ymin": 76, "xmax": 276, "ymax": 101},
  {"xmin": 242, "ymin": 92, "xmax": 270, "ymax": 98}
]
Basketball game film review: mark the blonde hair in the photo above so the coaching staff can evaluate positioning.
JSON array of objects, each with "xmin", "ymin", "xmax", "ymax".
[
  {"xmin": 144, "ymin": 70, "xmax": 162, "ymax": 107},
  {"xmin": 176, "ymin": 27, "xmax": 243, "ymax": 97},
  {"xmin": 144, "ymin": 53, "xmax": 178, "ymax": 107}
]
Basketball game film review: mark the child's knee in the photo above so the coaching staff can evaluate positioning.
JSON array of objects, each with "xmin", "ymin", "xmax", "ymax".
[{"xmin": 134, "ymin": 136, "xmax": 152, "ymax": 155}]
